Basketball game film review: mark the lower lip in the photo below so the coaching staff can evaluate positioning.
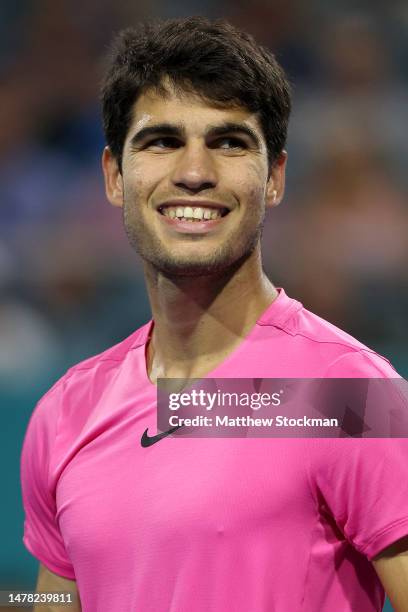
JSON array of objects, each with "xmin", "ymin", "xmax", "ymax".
[{"xmin": 158, "ymin": 212, "xmax": 228, "ymax": 233}]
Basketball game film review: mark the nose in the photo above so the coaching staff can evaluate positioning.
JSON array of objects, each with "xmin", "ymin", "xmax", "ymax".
[{"xmin": 170, "ymin": 140, "xmax": 218, "ymax": 193}]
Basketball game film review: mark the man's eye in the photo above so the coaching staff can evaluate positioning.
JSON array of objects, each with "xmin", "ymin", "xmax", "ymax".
[
  {"xmin": 147, "ymin": 137, "xmax": 180, "ymax": 149},
  {"xmin": 216, "ymin": 137, "xmax": 246, "ymax": 150}
]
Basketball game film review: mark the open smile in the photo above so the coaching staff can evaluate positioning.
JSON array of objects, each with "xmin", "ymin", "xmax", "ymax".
[{"xmin": 157, "ymin": 203, "xmax": 231, "ymax": 234}]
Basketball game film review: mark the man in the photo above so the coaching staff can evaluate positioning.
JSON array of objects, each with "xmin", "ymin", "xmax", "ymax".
[{"xmin": 21, "ymin": 16, "xmax": 408, "ymax": 611}]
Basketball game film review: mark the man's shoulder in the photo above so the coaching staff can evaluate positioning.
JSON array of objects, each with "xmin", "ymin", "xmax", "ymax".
[
  {"xmin": 261, "ymin": 292, "xmax": 400, "ymax": 378},
  {"xmin": 39, "ymin": 320, "xmax": 152, "ymax": 406},
  {"xmin": 260, "ymin": 288, "xmax": 374, "ymax": 353},
  {"xmin": 67, "ymin": 321, "xmax": 150, "ymax": 376},
  {"xmin": 295, "ymin": 306, "xmax": 399, "ymax": 377},
  {"xmin": 24, "ymin": 321, "xmax": 152, "ymax": 468}
]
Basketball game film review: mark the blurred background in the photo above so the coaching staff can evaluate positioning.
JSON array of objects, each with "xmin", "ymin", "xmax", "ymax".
[{"xmin": 0, "ymin": 1, "xmax": 406, "ymax": 609}]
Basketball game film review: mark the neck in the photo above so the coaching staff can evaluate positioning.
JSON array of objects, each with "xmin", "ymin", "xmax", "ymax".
[{"xmin": 144, "ymin": 247, "xmax": 278, "ymax": 383}]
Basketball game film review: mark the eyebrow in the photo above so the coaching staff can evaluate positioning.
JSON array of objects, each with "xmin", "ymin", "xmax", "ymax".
[{"xmin": 129, "ymin": 121, "xmax": 262, "ymax": 149}]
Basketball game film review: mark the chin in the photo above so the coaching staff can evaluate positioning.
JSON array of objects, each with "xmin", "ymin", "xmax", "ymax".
[
  {"xmin": 146, "ymin": 246, "xmax": 256, "ymax": 278},
  {"xmin": 152, "ymin": 259, "xmax": 229, "ymax": 278}
]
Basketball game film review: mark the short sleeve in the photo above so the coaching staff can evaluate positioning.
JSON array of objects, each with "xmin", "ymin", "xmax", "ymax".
[
  {"xmin": 311, "ymin": 348, "xmax": 408, "ymax": 560},
  {"xmin": 309, "ymin": 437, "xmax": 408, "ymax": 561},
  {"xmin": 21, "ymin": 384, "xmax": 76, "ymax": 579}
]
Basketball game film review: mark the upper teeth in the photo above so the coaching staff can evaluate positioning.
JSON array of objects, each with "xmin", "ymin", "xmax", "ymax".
[{"xmin": 160, "ymin": 206, "xmax": 225, "ymax": 220}]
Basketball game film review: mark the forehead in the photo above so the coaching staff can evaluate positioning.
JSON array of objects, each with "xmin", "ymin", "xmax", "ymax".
[{"xmin": 128, "ymin": 85, "xmax": 263, "ymax": 137}]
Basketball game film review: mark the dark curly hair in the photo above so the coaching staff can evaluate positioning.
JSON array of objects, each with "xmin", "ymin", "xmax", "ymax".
[{"xmin": 101, "ymin": 16, "xmax": 292, "ymax": 173}]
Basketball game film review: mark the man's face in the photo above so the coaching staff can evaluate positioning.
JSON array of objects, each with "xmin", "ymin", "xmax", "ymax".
[{"xmin": 103, "ymin": 84, "xmax": 285, "ymax": 277}]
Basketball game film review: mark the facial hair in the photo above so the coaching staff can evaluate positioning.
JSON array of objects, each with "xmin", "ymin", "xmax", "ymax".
[{"xmin": 123, "ymin": 194, "xmax": 266, "ymax": 278}]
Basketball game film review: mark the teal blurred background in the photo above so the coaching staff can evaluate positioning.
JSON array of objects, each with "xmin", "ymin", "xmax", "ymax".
[{"xmin": 1, "ymin": 2, "xmax": 407, "ymax": 610}]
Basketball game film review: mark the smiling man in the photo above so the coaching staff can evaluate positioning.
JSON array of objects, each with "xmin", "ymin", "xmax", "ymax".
[
  {"xmin": 120, "ymin": 91, "xmax": 275, "ymax": 278},
  {"xmin": 21, "ymin": 17, "xmax": 408, "ymax": 612},
  {"xmin": 114, "ymin": 84, "xmax": 280, "ymax": 279}
]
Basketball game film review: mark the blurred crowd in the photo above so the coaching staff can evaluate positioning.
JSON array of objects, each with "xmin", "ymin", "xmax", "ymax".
[{"xmin": 1, "ymin": 0, "xmax": 407, "ymax": 391}]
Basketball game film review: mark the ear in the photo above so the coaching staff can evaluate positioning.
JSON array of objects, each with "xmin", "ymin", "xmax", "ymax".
[
  {"xmin": 102, "ymin": 146, "xmax": 124, "ymax": 208},
  {"xmin": 265, "ymin": 151, "xmax": 287, "ymax": 210}
]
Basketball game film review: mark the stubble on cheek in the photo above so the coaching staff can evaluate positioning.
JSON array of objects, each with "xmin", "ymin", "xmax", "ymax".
[{"xmin": 122, "ymin": 188, "xmax": 159, "ymax": 261}]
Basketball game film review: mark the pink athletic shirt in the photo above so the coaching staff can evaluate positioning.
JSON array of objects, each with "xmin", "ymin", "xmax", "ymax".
[{"xmin": 21, "ymin": 288, "xmax": 408, "ymax": 611}]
